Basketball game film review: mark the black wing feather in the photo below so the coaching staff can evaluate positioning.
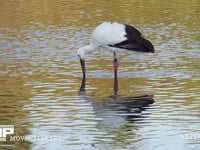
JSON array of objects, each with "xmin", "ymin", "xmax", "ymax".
[{"xmin": 109, "ymin": 24, "xmax": 154, "ymax": 53}]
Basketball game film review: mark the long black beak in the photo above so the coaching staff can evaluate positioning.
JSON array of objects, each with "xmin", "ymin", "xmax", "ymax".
[
  {"xmin": 80, "ymin": 59, "xmax": 85, "ymax": 78},
  {"xmin": 79, "ymin": 58, "xmax": 86, "ymax": 91}
]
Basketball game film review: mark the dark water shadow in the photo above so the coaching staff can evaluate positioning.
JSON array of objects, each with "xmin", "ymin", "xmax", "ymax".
[{"xmin": 79, "ymin": 75, "xmax": 154, "ymax": 123}]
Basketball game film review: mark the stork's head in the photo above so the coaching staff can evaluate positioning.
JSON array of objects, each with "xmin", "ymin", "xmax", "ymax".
[
  {"xmin": 77, "ymin": 47, "xmax": 85, "ymax": 60},
  {"xmin": 77, "ymin": 44, "xmax": 97, "ymax": 78}
]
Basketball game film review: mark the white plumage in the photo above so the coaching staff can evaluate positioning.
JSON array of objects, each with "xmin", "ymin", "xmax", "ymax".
[{"xmin": 91, "ymin": 22, "xmax": 126, "ymax": 46}]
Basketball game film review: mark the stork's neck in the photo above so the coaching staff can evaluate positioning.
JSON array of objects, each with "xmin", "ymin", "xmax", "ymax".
[{"xmin": 77, "ymin": 44, "xmax": 97, "ymax": 60}]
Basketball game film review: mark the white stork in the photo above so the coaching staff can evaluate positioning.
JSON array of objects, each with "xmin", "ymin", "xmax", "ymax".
[{"xmin": 77, "ymin": 22, "xmax": 154, "ymax": 78}]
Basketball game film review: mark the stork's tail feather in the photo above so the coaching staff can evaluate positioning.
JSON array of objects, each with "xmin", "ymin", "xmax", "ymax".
[{"xmin": 139, "ymin": 36, "xmax": 155, "ymax": 53}]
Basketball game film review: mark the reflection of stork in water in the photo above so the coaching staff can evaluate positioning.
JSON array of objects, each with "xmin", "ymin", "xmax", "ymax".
[{"xmin": 79, "ymin": 70, "xmax": 154, "ymax": 122}]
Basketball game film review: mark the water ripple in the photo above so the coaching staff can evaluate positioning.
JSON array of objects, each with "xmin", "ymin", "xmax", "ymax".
[{"xmin": 0, "ymin": 1, "xmax": 199, "ymax": 149}]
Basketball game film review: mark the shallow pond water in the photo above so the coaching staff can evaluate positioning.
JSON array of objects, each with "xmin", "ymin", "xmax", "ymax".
[{"xmin": 0, "ymin": 0, "xmax": 199, "ymax": 150}]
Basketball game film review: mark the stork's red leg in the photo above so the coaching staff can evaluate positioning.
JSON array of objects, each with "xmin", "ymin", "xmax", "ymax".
[
  {"xmin": 113, "ymin": 52, "xmax": 118, "ymax": 94},
  {"xmin": 113, "ymin": 51, "xmax": 118, "ymax": 74}
]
